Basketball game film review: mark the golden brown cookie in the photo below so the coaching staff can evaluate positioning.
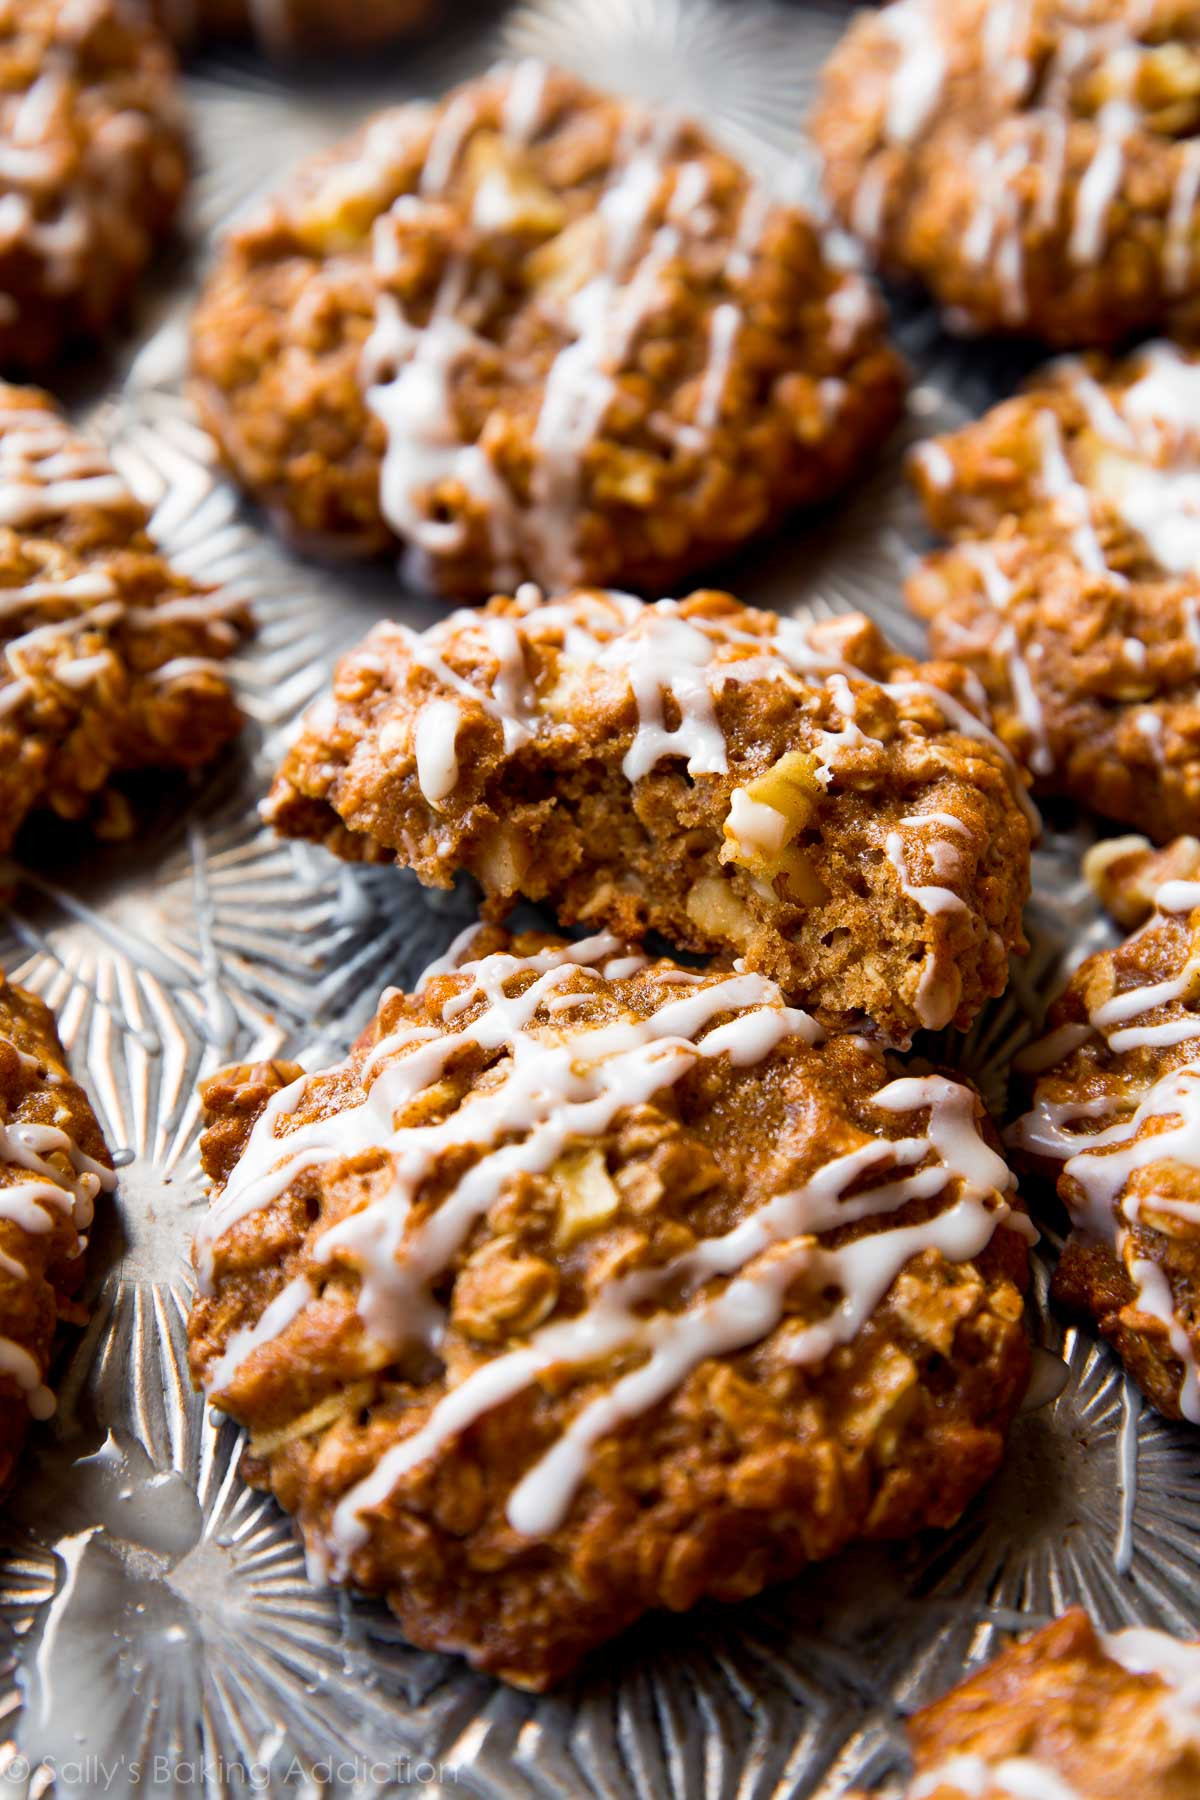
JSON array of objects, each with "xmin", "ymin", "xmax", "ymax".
[
  {"xmin": 0, "ymin": 0, "xmax": 187, "ymax": 372},
  {"xmin": 188, "ymin": 926, "xmax": 1032, "ymax": 1689},
  {"xmin": 861, "ymin": 1610, "xmax": 1200, "ymax": 1799},
  {"xmin": 907, "ymin": 342, "xmax": 1200, "ymax": 842},
  {"xmin": 0, "ymin": 970, "xmax": 114, "ymax": 1489},
  {"xmin": 263, "ymin": 586, "xmax": 1033, "ymax": 1046},
  {"xmin": 0, "ymin": 383, "xmax": 248, "ymax": 848},
  {"xmin": 1012, "ymin": 834, "xmax": 1200, "ymax": 1422},
  {"xmin": 191, "ymin": 62, "xmax": 904, "ymax": 600},
  {"xmin": 813, "ymin": 0, "xmax": 1200, "ymax": 347}
]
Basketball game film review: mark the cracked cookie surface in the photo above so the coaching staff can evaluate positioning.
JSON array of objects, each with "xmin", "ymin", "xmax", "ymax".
[{"xmin": 264, "ymin": 586, "xmax": 1032, "ymax": 1046}]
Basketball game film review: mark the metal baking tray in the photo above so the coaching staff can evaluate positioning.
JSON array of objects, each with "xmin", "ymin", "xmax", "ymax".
[{"xmin": 3, "ymin": 2, "xmax": 1199, "ymax": 1794}]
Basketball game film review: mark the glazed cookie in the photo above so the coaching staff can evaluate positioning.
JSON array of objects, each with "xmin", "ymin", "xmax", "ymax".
[
  {"xmin": 0, "ymin": 971, "xmax": 114, "ymax": 1488},
  {"xmin": 0, "ymin": 384, "xmax": 248, "ymax": 848},
  {"xmin": 191, "ymin": 62, "xmax": 905, "ymax": 600},
  {"xmin": 1012, "ymin": 834, "xmax": 1200, "ymax": 1422},
  {"xmin": 907, "ymin": 342, "xmax": 1200, "ymax": 841},
  {"xmin": 147, "ymin": 0, "xmax": 437, "ymax": 55},
  {"xmin": 263, "ymin": 587, "xmax": 1033, "ymax": 1046},
  {"xmin": 852, "ymin": 1610, "xmax": 1200, "ymax": 1798},
  {"xmin": 814, "ymin": 0, "xmax": 1200, "ymax": 347},
  {"xmin": 0, "ymin": 0, "xmax": 187, "ymax": 372},
  {"xmin": 189, "ymin": 927, "xmax": 1032, "ymax": 1689}
]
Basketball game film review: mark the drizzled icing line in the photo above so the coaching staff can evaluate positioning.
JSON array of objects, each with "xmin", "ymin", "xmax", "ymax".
[
  {"xmin": 918, "ymin": 337, "xmax": 1200, "ymax": 783},
  {"xmin": 359, "ymin": 62, "xmax": 829, "ymax": 588},
  {"xmin": 0, "ymin": 1039, "xmax": 116, "ymax": 1421},
  {"xmin": 859, "ymin": 0, "xmax": 1170, "ymax": 325},
  {"xmin": 0, "ymin": 401, "xmax": 239, "ymax": 718},
  {"xmin": 1013, "ymin": 880, "xmax": 1200, "ymax": 1421},
  {"xmin": 196, "ymin": 933, "xmax": 1028, "ymax": 1564}
]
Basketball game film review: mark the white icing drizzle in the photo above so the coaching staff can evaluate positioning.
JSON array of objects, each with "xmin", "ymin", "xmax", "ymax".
[
  {"xmin": 878, "ymin": 0, "xmax": 947, "ymax": 146},
  {"xmin": 1069, "ymin": 48, "xmax": 1139, "ymax": 267},
  {"xmin": 694, "ymin": 302, "xmax": 740, "ymax": 432},
  {"xmin": 0, "ymin": 56, "xmax": 100, "ymax": 303},
  {"xmin": 1166, "ymin": 141, "xmax": 1200, "ymax": 296},
  {"xmin": 910, "ymin": 1754, "xmax": 1080, "ymax": 1800},
  {"xmin": 196, "ymin": 936, "xmax": 1024, "ymax": 1563},
  {"xmin": 364, "ymin": 221, "xmax": 520, "ymax": 591},
  {"xmin": 1046, "ymin": 342, "xmax": 1200, "ymax": 577},
  {"xmin": 1034, "ymin": 409, "xmax": 1108, "ymax": 574},
  {"xmin": 950, "ymin": 540, "xmax": 1055, "ymax": 779},
  {"xmin": 413, "ymin": 699, "xmax": 461, "ymax": 806},
  {"xmin": 1158, "ymin": 880, "xmax": 1200, "ymax": 915},
  {"xmin": 885, "ymin": 829, "xmax": 969, "ymax": 916},
  {"xmin": 359, "ymin": 66, "xmax": 854, "ymax": 590},
  {"xmin": 500, "ymin": 59, "xmax": 549, "ymax": 146},
  {"xmin": 362, "ymin": 70, "xmax": 697, "ymax": 589},
  {"xmin": 915, "ymin": 441, "xmax": 955, "ymax": 491},
  {"xmin": 1012, "ymin": 881, "xmax": 1200, "ymax": 1420},
  {"xmin": 859, "ymin": 0, "xmax": 1175, "ymax": 325},
  {"xmin": 0, "ymin": 409, "xmax": 128, "ymax": 527},
  {"xmin": 1103, "ymin": 1626, "xmax": 1200, "ymax": 1742},
  {"xmin": 0, "ymin": 1050, "xmax": 115, "ymax": 1421},
  {"xmin": 0, "ymin": 403, "xmax": 234, "ymax": 716},
  {"xmin": 375, "ymin": 589, "xmax": 1029, "ymax": 844}
]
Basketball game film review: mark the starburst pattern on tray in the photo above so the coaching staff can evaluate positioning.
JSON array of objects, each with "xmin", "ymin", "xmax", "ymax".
[{"xmin": 0, "ymin": 0, "xmax": 1193, "ymax": 1796}]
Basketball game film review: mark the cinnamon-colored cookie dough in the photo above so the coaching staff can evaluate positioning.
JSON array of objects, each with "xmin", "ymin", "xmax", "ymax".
[
  {"xmin": 907, "ymin": 342, "xmax": 1200, "ymax": 842},
  {"xmin": 1012, "ymin": 833, "xmax": 1200, "ymax": 1422},
  {"xmin": 264, "ymin": 587, "xmax": 1032, "ymax": 1046},
  {"xmin": 189, "ymin": 927, "xmax": 1031, "ymax": 1689},
  {"xmin": 853, "ymin": 1610, "xmax": 1200, "ymax": 1798},
  {"xmin": 0, "ymin": 0, "xmax": 187, "ymax": 372},
  {"xmin": 0, "ymin": 972, "xmax": 114, "ymax": 1489},
  {"xmin": 191, "ymin": 62, "xmax": 904, "ymax": 599},
  {"xmin": 813, "ymin": 0, "xmax": 1200, "ymax": 347},
  {"xmin": 0, "ymin": 384, "xmax": 248, "ymax": 848}
]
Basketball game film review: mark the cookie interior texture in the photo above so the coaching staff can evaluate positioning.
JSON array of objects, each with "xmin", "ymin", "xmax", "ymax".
[
  {"xmin": 188, "ymin": 927, "xmax": 1032, "ymax": 1688},
  {"xmin": 0, "ymin": 0, "xmax": 187, "ymax": 371},
  {"xmin": 265, "ymin": 586, "xmax": 1032, "ymax": 1047},
  {"xmin": 907, "ymin": 341, "xmax": 1200, "ymax": 842},
  {"xmin": 813, "ymin": 0, "xmax": 1200, "ymax": 347},
  {"xmin": 0, "ymin": 383, "xmax": 249, "ymax": 847},
  {"xmin": 0, "ymin": 972, "xmax": 114, "ymax": 1489},
  {"xmin": 1013, "ymin": 834, "xmax": 1200, "ymax": 1423},
  {"xmin": 191, "ymin": 61, "xmax": 904, "ymax": 598}
]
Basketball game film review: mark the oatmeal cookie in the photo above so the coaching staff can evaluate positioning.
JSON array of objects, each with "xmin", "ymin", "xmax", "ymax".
[
  {"xmin": 0, "ymin": 0, "xmax": 187, "ymax": 373},
  {"xmin": 854, "ymin": 1610, "xmax": 1200, "ymax": 1798},
  {"xmin": 147, "ymin": 0, "xmax": 436, "ymax": 54},
  {"xmin": 264, "ymin": 587, "xmax": 1033, "ymax": 1046},
  {"xmin": 188, "ymin": 927, "xmax": 1032, "ymax": 1689},
  {"xmin": 0, "ymin": 970, "xmax": 114, "ymax": 1489},
  {"xmin": 190, "ymin": 62, "xmax": 904, "ymax": 600},
  {"xmin": 907, "ymin": 342, "xmax": 1200, "ymax": 841},
  {"xmin": 0, "ymin": 384, "xmax": 248, "ymax": 848},
  {"xmin": 813, "ymin": 0, "xmax": 1200, "ymax": 347},
  {"xmin": 1012, "ymin": 835, "xmax": 1200, "ymax": 1421}
]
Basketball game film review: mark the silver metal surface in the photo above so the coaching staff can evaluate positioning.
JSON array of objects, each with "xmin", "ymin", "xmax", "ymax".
[{"xmin": 1, "ymin": 3, "xmax": 1197, "ymax": 1795}]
